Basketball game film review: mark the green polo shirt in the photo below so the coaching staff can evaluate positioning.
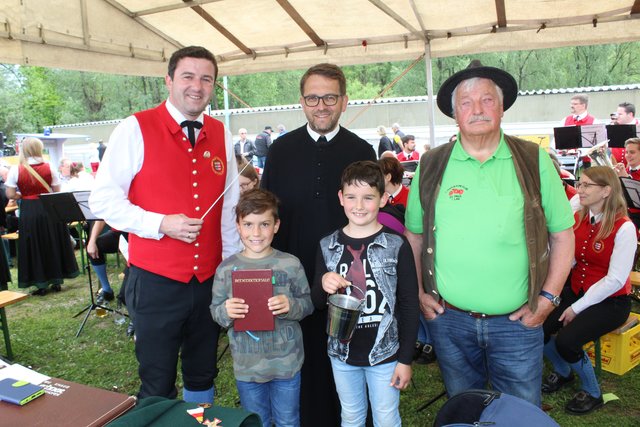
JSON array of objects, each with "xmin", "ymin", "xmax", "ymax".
[{"xmin": 405, "ymin": 133, "xmax": 573, "ymax": 314}]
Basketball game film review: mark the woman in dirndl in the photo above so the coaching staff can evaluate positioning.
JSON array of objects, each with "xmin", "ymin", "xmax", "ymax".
[{"xmin": 4, "ymin": 137, "xmax": 79, "ymax": 295}]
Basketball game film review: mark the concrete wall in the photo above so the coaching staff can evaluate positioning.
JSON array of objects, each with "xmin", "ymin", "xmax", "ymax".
[{"xmin": 50, "ymin": 85, "xmax": 640, "ymax": 160}]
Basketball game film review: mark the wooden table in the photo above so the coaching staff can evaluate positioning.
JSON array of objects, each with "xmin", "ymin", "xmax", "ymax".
[
  {"xmin": 0, "ymin": 290, "xmax": 28, "ymax": 360},
  {"xmin": 630, "ymin": 271, "xmax": 640, "ymax": 287}
]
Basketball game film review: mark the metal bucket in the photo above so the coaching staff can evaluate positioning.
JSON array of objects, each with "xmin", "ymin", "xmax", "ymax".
[{"xmin": 326, "ymin": 293, "xmax": 365, "ymax": 341}]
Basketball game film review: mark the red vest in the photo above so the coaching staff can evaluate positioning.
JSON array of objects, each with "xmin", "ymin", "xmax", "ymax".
[
  {"xmin": 571, "ymin": 214, "xmax": 631, "ymax": 297},
  {"xmin": 390, "ymin": 185, "xmax": 409, "ymax": 207},
  {"xmin": 627, "ymin": 168, "xmax": 640, "ymax": 214},
  {"xmin": 564, "ymin": 183, "xmax": 577, "ymax": 201},
  {"xmin": 564, "ymin": 114, "xmax": 595, "ymax": 126},
  {"xmin": 397, "ymin": 151, "xmax": 419, "ymax": 162},
  {"xmin": 128, "ymin": 103, "xmax": 227, "ymax": 282},
  {"xmin": 18, "ymin": 163, "xmax": 52, "ymax": 199}
]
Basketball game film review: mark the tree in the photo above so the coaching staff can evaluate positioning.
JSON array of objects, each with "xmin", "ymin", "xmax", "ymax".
[{"xmin": 20, "ymin": 67, "xmax": 63, "ymax": 131}]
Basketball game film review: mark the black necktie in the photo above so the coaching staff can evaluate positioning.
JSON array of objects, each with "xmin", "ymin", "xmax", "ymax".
[
  {"xmin": 181, "ymin": 120, "xmax": 203, "ymax": 147},
  {"xmin": 317, "ymin": 136, "xmax": 328, "ymax": 146}
]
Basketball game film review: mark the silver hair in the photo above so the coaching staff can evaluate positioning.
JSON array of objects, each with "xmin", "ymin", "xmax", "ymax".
[{"xmin": 451, "ymin": 77, "xmax": 504, "ymax": 119}]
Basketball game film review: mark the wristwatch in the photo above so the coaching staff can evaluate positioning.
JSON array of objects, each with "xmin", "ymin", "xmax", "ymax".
[{"xmin": 539, "ymin": 290, "xmax": 561, "ymax": 307}]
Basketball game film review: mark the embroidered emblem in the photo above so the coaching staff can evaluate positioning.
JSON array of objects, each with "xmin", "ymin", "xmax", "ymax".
[
  {"xmin": 593, "ymin": 240, "xmax": 604, "ymax": 253},
  {"xmin": 203, "ymin": 151, "xmax": 211, "ymax": 158},
  {"xmin": 211, "ymin": 157, "xmax": 225, "ymax": 175},
  {"xmin": 447, "ymin": 185, "xmax": 467, "ymax": 201}
]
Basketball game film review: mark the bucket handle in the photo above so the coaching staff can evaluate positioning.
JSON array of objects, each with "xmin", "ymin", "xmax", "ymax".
[{"xmin": 343, "ymin": 283, "xmax": 366, "ymax": 301}]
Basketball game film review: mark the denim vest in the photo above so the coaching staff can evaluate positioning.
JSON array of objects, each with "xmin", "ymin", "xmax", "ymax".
[
  {"xmin": 320, "ymin": 230, "xmax": 405, "ymax": 365},
  {"xmin": 418, "ymin": 134, "xmax": 549, "ymax": 312}
]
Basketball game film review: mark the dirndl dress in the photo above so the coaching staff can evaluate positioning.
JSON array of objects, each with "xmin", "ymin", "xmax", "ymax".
[{"xmin": 15, "ymin": 163, "xmax": 79, "ymax": 290}]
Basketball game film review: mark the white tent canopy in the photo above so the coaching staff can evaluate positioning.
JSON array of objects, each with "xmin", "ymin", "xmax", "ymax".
[{"xmin": 1, "ymin": 0, "xmax": 640, "ymax": 77}]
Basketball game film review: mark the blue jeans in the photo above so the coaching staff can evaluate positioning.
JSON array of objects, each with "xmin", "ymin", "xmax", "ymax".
[
  {"xmin": 257, "ymin": 156, "xmax": 266, "ymax": 168},
  {"xmin": 428, "ymin": 307, "xmax": 543, "ymax": 407},
  {"xmin": 330, "ymin": 357, "xmax": 401, "ymax": 427},
  {"xmin": 417, "ymin": 312, "xmax": 431, "ymax": 344},
  {"xmin": 236, "ymin": 372, "xmax": 301, "ymax": 427}
]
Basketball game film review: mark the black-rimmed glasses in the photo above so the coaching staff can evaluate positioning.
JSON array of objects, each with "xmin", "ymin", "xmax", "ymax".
[{"xmin": 302, "ymin": 94, "xmax": 341, "ymax": 107}]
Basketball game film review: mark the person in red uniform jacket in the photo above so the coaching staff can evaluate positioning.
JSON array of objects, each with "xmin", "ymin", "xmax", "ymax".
[
  {"xmin": 5, "ymin": 137, "xmax": 79, "ymax": 295},
  {"xmin": 542, "ymin": 166, "xmax": 635, "ymax": 415},
  {"xmin": 396, "ymin": 135, "xmax": 420, "ymax": 162},
  {"xmin": 378, "ymin": 157, "xmax": 409, "ymax": 207},
  {"xmin": 377, "ymin": 157, "xmax": 409, "ymax": 234},
  {"xmin": 615, "ymin": 137, "xmax": 640, "ymax": 231},
  {"xmin": 89, "ymin": 46, "xmax": 241, "ymax": 403},
  {"xmin": 563, "ymin": 94, "xmax": 597, "ymax": 169},
  {"xmin": 610, "ymin": 102, "xmax": 639, "ymax": 165}
]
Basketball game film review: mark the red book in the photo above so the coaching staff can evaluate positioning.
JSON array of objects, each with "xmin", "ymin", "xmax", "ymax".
[{"xmin": 232, "ymin": 269, "xmax": 274, "ymax": 332}]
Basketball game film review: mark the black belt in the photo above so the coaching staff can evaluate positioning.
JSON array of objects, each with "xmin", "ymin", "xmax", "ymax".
[{"xmin": 442, "ymin": 301, "xmax": 506, "ymax": 319}]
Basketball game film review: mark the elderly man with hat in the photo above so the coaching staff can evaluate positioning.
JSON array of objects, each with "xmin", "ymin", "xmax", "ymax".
[{"xmin": 404, "ymin": 61, "xmax": 575, "ymax": 406}]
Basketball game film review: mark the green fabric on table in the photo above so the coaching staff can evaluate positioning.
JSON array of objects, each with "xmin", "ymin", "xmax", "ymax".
[{"xmin": 108, "ymin": 396, "xmax": 262, "ymax": 427}]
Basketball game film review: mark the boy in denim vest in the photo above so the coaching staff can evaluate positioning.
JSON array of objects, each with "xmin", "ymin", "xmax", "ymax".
[{"xmin": 311, "ymin": 161, "xmax": 419, "ymax": 426}]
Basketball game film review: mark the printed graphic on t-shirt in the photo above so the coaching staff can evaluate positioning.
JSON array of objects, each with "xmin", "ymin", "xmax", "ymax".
[{"xmin": 339, "ymin": 244, "xmax": 388, "ymax": 328}]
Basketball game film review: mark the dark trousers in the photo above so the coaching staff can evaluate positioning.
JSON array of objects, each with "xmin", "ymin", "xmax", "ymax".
[
  {"xmin": 87, "ymin": 222, "xmax": 121, "ymax": 266},
  {"xmin": 126, "ymin": 265, "xmax": 220, "ymax": 399},
  {"xmin": 299, "ymin": 310, "xmax": 341, "ymax": 427},
  {"xmin": 543, "ymin": 285, "xmax": 630, "ymax": 363}
]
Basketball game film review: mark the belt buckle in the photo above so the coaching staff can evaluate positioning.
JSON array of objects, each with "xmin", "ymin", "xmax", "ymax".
[{"xmin": 468, "ymin": 311, "xmax": 488, "ymax": 319}]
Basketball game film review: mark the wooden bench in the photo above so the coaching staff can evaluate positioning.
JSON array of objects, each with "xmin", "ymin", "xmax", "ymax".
[
  {"xmin": 0, "ymin": 290, "xmax": 28, "ymax": 360},
  {"xmin": 1, "ymin": 232, "xmax": 19, "ymax": 268}
]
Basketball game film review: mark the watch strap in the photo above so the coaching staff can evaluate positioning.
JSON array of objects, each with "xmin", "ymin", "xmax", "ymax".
[{"xmin": 539, "ymin": 290, "xmax": 560, "ymax": 306}]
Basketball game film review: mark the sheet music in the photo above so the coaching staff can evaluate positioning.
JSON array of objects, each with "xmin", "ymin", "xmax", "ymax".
[
  {"xmin": 579, "ymin": 124, "xmax": 607, "ymax": 148},
  {"xmin": 620, "ymin": 177, "xmax": 640, "ymax": 209},
  {"xmin": 72, "ymin": 191, "xmax": 99, "ymax": 221}
]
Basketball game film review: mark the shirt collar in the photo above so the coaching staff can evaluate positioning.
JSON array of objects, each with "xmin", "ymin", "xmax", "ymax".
[
  {"xmin": 451, "ymin": 130, "xmax": 509, "ymax": 161},
  {"xmin": 306, "ymin": 124, "xmax": 340, "ymax": 143},
  {"xmin": 165, "ymin": 99, "xmax": 204, "ymax": 125},
  {"xmin": 391, "ymin": 185, "xmax": 403, "ymax": 199},
  {"xmin": 589, "ymin": 210, "xmax": 603, "ymax": 224},
  {"xmin": 574, "ymin": 112, "xmax": 588, "ymax": 121}
]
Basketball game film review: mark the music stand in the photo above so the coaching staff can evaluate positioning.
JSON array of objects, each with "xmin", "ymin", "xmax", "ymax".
[
  {"xmin": 39, "ymin": 191, "xmax": 120, "ymax": 337},
  {"xmin": 620, "ymin": 178, "xmax": 640, "ymax": 210},
  {"xmin": 606, "ymin": 124, "xmax": 637, "ymax": 148},
  {"xmin": 553, "ymin": 126, "xmax": 582, "ymax": 150}
]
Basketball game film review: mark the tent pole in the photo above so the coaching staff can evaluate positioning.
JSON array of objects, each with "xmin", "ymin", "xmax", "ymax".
[
  {"xmin": 222, "ymin": 75, "xmax": 231, "ymax": 130},
  {"xmin": 424, "ymin": 41, "xmax": 436, "ymax": 147}
]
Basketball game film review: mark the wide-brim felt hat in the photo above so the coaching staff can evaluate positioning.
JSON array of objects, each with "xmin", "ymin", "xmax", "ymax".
[{"xmin": 437, "ymin": 59, "xmax": 518, "ymax": 118}]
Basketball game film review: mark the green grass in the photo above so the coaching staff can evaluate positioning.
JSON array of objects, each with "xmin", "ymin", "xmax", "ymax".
[{"xmin": 2, "ymin": 252, "xmax": 640, "ymax": 426}]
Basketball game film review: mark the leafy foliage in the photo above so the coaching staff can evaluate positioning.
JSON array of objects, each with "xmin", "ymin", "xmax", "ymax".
[{"xmin": 2, "ymin": 42, "xmax": 640, "ymax": 140}]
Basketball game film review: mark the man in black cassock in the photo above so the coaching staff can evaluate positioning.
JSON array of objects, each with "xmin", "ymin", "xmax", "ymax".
[{"xmin": 261, "ymin": 63, "xmax": 376, "ymax": 427}]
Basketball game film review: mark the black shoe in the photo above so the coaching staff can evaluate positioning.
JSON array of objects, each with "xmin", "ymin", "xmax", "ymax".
[
  {"xmin": 413, "ymin": 342, "xmax": 424, "ymax": 360},
  {"xmin": 30, "ymin": 288, "xmax": 47, "ymax": 296},
  {"xmin": 96, "ymin": 290, "xmax": 114, "ymax": 305},
  {"xmin": 565, "ymin": 391, "xmax": 604, "ymax": 415},
  {"xmin": 415, "ymin": 344, "xmax": 437, "ymax": 365},
  {"xmin": 542, "ymin": 371, "xmax": 575, "ymax": 394},
  {"xmin": 50, "ymin": 284, "xmax": 62, "ymax": 292},
  {"xmin": 126, "ymin": 321, "xmax": 135, "ymax": 338}
]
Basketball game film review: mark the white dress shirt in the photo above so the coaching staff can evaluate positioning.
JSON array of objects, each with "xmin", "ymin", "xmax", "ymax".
[{"xmin": 89, "ymin": 99, "xmax": 241, "ymax": 258}]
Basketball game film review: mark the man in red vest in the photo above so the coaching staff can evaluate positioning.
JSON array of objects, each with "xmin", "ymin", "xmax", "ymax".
[
  {"xmin": 563, "ymin": 94, "xmax": 596, "ymax": 126},
  {"xmin": 89, "ymin": 46, "xmax": 241, "ymax": 404},
  {"xmin": 562, "ymin": 94, "xmax": 597, "ymax": 170}
]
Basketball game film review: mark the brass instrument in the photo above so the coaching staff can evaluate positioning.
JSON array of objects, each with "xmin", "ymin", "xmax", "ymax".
[{"xmin": 586, "ymin": 141, "xmax": 615, "ymax": 168}]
